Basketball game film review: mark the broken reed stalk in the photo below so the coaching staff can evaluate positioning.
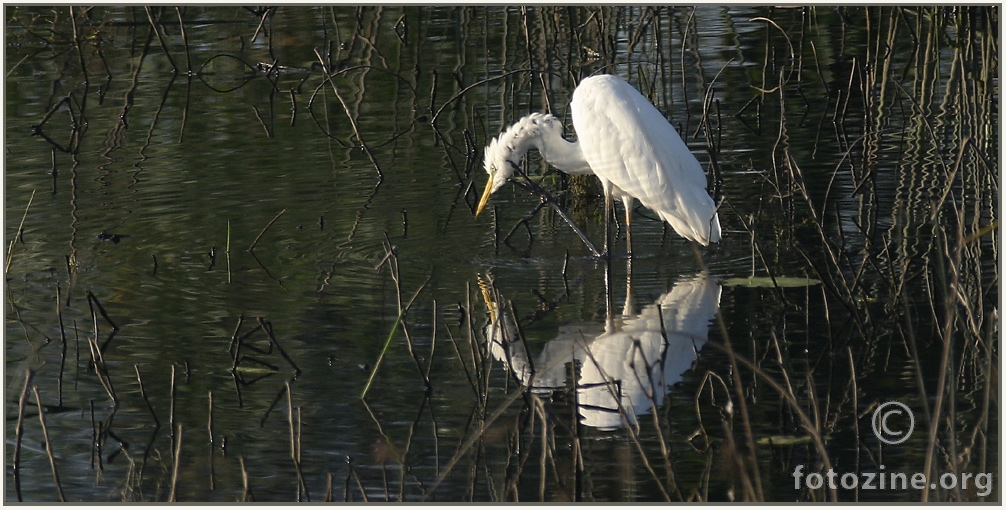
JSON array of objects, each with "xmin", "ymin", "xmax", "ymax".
[
  {"xmin": 286, "ymin": 380, "xmax": 310, "ymax": 501},
  {"xmin": 169, "ymin": 423, "xmax": 182, "ymax": 502},
  {"xmin": 134, "ymin": 365, "xmax": 160, "ymax": 427},
  {"xmin": 324, "ymin": 473, "xmax": 335, "ymax": 502},
  {"xmin": 240, "ymin": 455, "xmax": 253, "ymax": 502},
  {"xmin": 719, "ymin": 323, "xmax": 766, "ymax": 501},
  {"xmin": 228, "ymin": 314, "xmax": 245, "ymax": 360},
  {"xmin": 257, "ymin": 317, "xmax": 301, "ymax": 375},
  {"xmin": 13, "ymin": 369, "xmax": 34, "ymax": 502},
  {"xmin": 426, "ymin": 299, "xmax": 437, "ymax": 381},
  {"xmin": 32, "ymin": 386, "xmax": 66, "ymax": 502},
  {"xmin": 85, "ymin": 290, "xmax": 120, "ymax": 353},
  {"xmin": 169, "ymin": 365, "xmax": 177, "ymax": 455},
  {"xmin": 361, "ymin": 308, "xmax": 406, "ymax": 399},
  {"xmin": 383, "ymin": 238, "xmax": 433, "ymax": 391},
  {"xmin": 921, "ymin": 223, "xmax": 963, "ymax": 501},
  {"xmin": 247, "ymin": 208, "xmax": 286, "ymax": 252},
  {"xmin": 444, "ymin": 316, "xmax": 476, "ymax": 394},
  {"xmin": 85, "ymin": 297, "xmax": 118, "ymax": 406},
  {"xmin": 535, "ymin": 400, "xmax": 547, "ymax": 500},
  {"xmin": 362, "ymin": 243, "xmax": 431, "ymax": 398},
  {"xmin": 709, "ymin": 339, "xmax": 835, "ymax": 499},
  {"xmin": 56, "ymin": 285, "xmax": 67, "ymax": 407},
  {"xmin": 144, "ymin": 7, "xmax": 178, "ymax": 73},
  {"xmin": 258, "ymin": 385, "xmax": 287, "ymax": 428},
  {"xmin": 207, "ymin": 390, "xmax": 214, "ymax": 446},
  {"xmin": 350, "ymin": 464, "xmax": 370, "ymax": 502},
  {"xmin": 343, "ymin": 456, "xmax": 352, "ymax": 502},
  {"xmin": 6, "ymin": 188, "xmax": 36, "ymax": 275},
  {"xmin": 226, "ymin": 219, "xmax": 232, "ymax": 283},
  {"xmin": 421, "ymin": 381, "xmax": 530, "ymax": 500},
  {"xmin": 88, "ymin": 400, "xmax": 97, "ymax": 469},
  {"xmin": 312, "ymin": 48, "xmax": 384, "ymax": 179},
  {"xmin": 174, "ymin": 7, "xmax": 192, "ymax": 73}
]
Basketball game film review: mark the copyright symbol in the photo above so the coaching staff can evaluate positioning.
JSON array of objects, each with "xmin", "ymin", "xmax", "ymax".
[{"xmin": 872, "ymin": 401, "xmax": 914, "ymax": 445}]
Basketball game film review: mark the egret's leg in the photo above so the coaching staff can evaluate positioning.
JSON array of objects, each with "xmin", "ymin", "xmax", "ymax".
[
  {"xmin": 622, "ymin": 196, "xmax": 634, "ymax": 317},
  {"xmin": 602, "ymin": 188, "xmax": 614, "ymax": 322},
  {"xmin": 623, "ymin": 245, "xmax": 634, "ymax": 317},
  {"xmin": 603, "ymin": 191, "xmax": 613, "ymax": 260},
  {"xmin": 603, "ymin": 253, "xmax": 613, "ymax": 328},
  {"xmin": 623, "ymin": 196, "xmax": 634, "ymax": 258}
]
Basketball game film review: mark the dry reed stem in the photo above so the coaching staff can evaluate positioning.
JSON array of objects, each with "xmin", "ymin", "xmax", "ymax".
[
  {"xmin": 239, "ymin": 455, "xmax": 253, "ymax": 502},
  {"xmin": 207, "ymin": 391, "xmax": 214, "ymax": 446},
  {"xmin": 312, "ymin": 48, "xmax": 383, "ymax": 179},
  {"xmin": 134, "ymin": 365, "xmax": 159, "ymax": 427},
  {"xmin": 12, "ymin": 370, "xmax": 34, "ymax": 501},
  {"xmin": 169, "ymin": 365, "xmax": 176, "ymax": 455},
  {"xmin": 32, "ymin": 386, "xmax": 66, "ymax": 502},
  {"xmin": 247, "ymin": 208, "xmax": 287, "ymax": 252},
  {"xmin": 286, "ymin": 380, "xmax": 310, "ymax": 501},
  {"xmin": 169, "ymin": 423, "xmax": 182, "ymax": 502},
  {"xmin": 258, "ymin": 317, "xmax": 302, "ymax": 375},
  {"xmin": 144, "ymin": 7, "xmax": 178, "ymax": 73},
  {"xmin": 5, "ymin": 188, "xmax": 36, "ymax": 275}
]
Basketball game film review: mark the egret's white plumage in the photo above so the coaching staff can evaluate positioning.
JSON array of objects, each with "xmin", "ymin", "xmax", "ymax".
[{"xmin": 477, "ymin": 74, "xmax": 721, "ymax": 246}]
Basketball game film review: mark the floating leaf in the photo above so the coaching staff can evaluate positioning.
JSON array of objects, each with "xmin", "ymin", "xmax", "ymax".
[
  {"xmin": 722, "ymin": 276, "xmax": 822, "ymax": 288},
  {"xmin": 234, "ymin": 365, "xmax": 279, "ymax": 376},
  {"xmin": 756, "ymin": 435, "xmax": 816, "ymax": 446}
]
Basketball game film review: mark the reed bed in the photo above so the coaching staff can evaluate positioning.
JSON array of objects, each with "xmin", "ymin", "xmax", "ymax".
[{"xmin": 4, "ymin": 6, "xmax": 996, "ymax": 502}]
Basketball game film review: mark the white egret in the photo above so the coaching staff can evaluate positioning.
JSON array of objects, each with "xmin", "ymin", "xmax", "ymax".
[{"xmin": 476, "ymin": 74, "xmax": 721, "ymax": 254}]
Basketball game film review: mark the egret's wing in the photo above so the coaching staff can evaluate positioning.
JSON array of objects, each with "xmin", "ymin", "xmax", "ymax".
[{"xmin": 571, "ymin": 75, "xmax": 718, "ymax": 243}]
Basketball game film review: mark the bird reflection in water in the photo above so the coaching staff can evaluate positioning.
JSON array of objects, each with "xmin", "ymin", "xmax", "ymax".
[{"xmin": 479, "ymin": 273, "xmax": 721, "ymax": 430}]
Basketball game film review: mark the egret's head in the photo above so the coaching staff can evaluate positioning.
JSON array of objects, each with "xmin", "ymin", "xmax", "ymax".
[{"xmin": 475, "ymin": 135, "xmax": 517, "ymax": 217}]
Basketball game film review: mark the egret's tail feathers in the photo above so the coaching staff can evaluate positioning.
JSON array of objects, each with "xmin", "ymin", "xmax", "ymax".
[{"xmin": 707, "ymin": 213, "xmax": 722, "ymax": 244}]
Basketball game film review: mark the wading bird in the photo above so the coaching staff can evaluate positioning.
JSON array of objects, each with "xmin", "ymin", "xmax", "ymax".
[{"xmin": 476, "ymin": 74, "xmax": 721, "ymax": 255}]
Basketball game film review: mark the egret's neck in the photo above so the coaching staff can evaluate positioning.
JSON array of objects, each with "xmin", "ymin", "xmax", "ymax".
[
  {"xmin": 536, "ymin": 128, "xmax": 592, "ymax": 175},
  {"xmin": 501, "ymin": 114, "xmax": 592, "ymax": 175}
]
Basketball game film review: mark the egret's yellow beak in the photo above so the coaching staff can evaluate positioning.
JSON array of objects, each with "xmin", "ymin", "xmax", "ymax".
[{"xmin": 475, "ymin": 171, "xmax": 495, "ymax": 218}]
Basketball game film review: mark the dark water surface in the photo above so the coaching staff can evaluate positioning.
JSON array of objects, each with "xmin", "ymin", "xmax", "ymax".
[{"xmin": 5, "ymin": 6, "xmax": 998, "ymax": 502}]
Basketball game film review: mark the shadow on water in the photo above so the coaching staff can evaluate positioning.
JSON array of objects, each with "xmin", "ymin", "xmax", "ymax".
[{"xmin": 5, "ymin": 6, "xmax": 998, "ymax": 502}]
